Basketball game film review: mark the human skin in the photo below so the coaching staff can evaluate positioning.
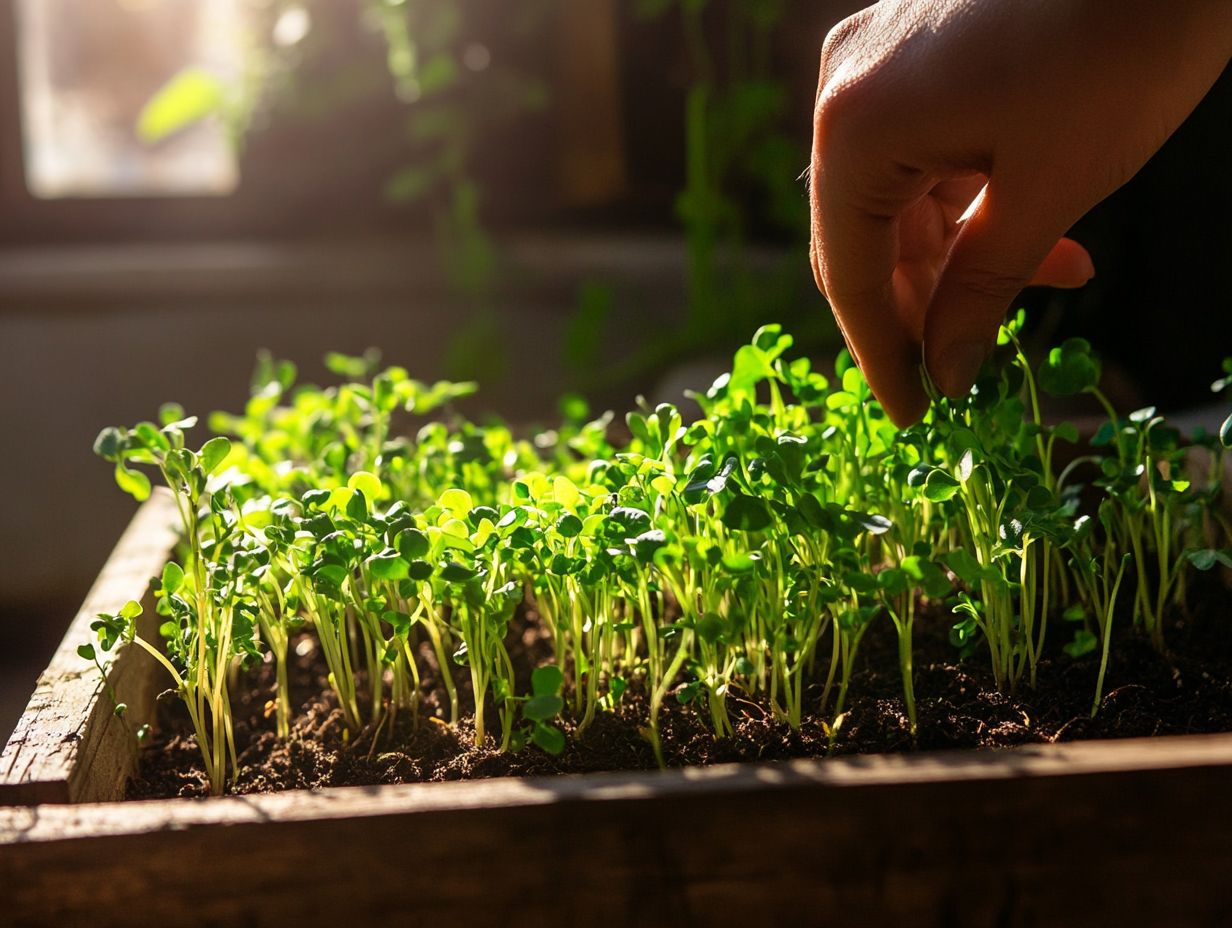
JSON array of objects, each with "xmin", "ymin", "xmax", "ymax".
[{"xmin": 808, "ymin": 0, "xmax": 1232, "ymax": 427}]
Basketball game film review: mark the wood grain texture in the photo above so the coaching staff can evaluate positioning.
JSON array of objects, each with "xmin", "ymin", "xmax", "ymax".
[
  {"xmin": 2, "ymin": 734, "xmax": 1232, "ymax": 927},
  {"xmin": 3, "ymin": 491, "xmax": 1232, "ymax": 926},
  {"xmin": 0, "ymin": 492, "xmax": 179, "ymax": 805}
]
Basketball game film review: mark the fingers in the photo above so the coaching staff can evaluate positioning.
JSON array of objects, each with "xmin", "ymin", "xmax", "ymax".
[
  {"xmin": 812, "ymin": 186, "xmax": 931, "ymax": 427},
  {"xmin": 811, "ymin": 109, "xmax": 932, "ymax": 425},
  {"xmin": 923, "ymin": 188, "xmax": 1092, "ymax": 398},
  {"xmin": 931, "ymin": 176, "xmax": 989, "ymax": 227},
  {"xmin": 1029, "ymin": 237, "xmax": 1095, "ymax": 288}
]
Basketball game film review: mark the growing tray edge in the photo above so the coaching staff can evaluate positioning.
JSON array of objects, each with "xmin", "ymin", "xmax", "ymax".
[
  {"xmin": 4, "ymin": 492, "xmax": 1232, "ymax": 812},
  {"xmin": 0, "ymin": 491, "xmax": 179, "ymax": 804}
]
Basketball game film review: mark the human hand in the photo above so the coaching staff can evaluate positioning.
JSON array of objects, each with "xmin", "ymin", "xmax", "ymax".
[{"xmin": 809, "ymin": 0, "xmax": 1232, "ymax": 426}]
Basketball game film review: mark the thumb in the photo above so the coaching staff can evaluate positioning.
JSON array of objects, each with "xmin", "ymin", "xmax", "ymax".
[
  {"xmin": 1030, "ymin": 236, "xmax": 1095, "ymax": 290},
  {"xmin": 923, "ymin": 188, "xmax": 1089, "ymax": 398}
]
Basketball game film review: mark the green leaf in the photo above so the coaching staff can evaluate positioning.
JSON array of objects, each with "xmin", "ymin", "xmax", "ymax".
[
  {"xmin": 1037, "ymin": 338, "xmax": 1101, "ymax": 396},
  {"xmin": 724, "ymin": 342, "xmax": 773, "ymax": 396},
  {"xmin": 324, "ymin": 350, "xmax": 379, "ymax": 379},
  {"xmin": 944, "ymin": 549, "xmax": 985, "ymax": 586},
  {"xmin": 625, "ymin": 411, "xmax": 652, "ymax": 446},
  {"xmin": 161, "ymin": 562, "xmax": 184, "ymax": 594},
  {"xmin": 553, "ymin": 475, "xmax": 581, "ymax": 509},
  {"xmin": 114, "ymin": 462, "xmax": 151, "ymax": 502},
  {"xmin": 531, "ymin": 664, "xmax": 564, "ymax": 697},
  {"xmin": 158, "ymin": 403, "xmax": 186, "ymax": 427},
  {"xmin": 1064, "ymin": 629, "xmax": 1098, "ymax": 659},
  {"xmin": 439, "ymin": 488, "xmax": 474, "ymax": 515},
  {"xmin": 313, "ymin": 563, "xmax": 348, "ymax": 588},
  {"xmin": 439, "ymin": 561, "xmax": 477, "ymax": 583},
  {"xmin": 695, "ymin": 611, "xmax": 725, "ymax": 644},
  {"xmin": 137, "ymin": 67, "xmax": 227, "ymax": 143},
  {"xmin": 676, "ymin": 680, "xmax": 702, "ymax": 704},
  {"xmin": 606, "ymin": 507, "xmax": 652, "ymax": 538},
  {"xmin": 523, "ymin": 693, "xmax": 564, "ymax": 722},
  {"xmin": 348, "ymin": 471, "xmax": 383, "ymax": 502},
  {"xmin": 346, "ymin": 489, "xmax": 369, "ymax": 522},
  {"xmin": 900, "ymin": 555, "xmax": 951, "ymax": 598},
  {"xmin": 797, "ymin": 492, "xmax": 826, "ymax": 528},
  {"xmin": 1025, "ymin": 485, "xmax": 1054, "ymax": 511},
  {"xmin": 77, "ymin": 643, "xmax": 96, "ymax": 661},
  {"xmin": 949, "ymin": 614, "xmax": 979, "ymax": 648},
  {"xmin": 119, "ymin": 600, "xmax": 143, "ymax": 620},
  {"xmin": 1089, "ymin": 421, "xmax": 1117, "ymax": 448},
  {"xmin": 841, "ymin": 366, "xmax": 866, "ymax": 397},
  {"xmin": 558, "ymin": 392, "xmax": 590, "ymax": 422},
  {"xmin": 1187, "ymin": 548, "xmax": 1232, "ymax": 571},
  {"xmin": 397, "ymin": 529, "xmax": 430, "ymax": 561},
  {"xmin": 704, "ymin": 456, "xmax": 738, "ymax": 496},
  {"xmin": 199, "ymin": 436, "xmax": 231, "ymax": 475},
  {"xmin": 383, "ymin": 610, "xmax": 411, "ymax": 636},
  {"xmin": 550, "ymin": 553, "xmax": 581, "ymax": 576},
  {"xmin": 368, "ymin": 552, "xmax": 410, "ymax": 581},
  {"xmin": 721, "ymin": 552, "xmax": 757, "ymax": 574},
  {"xmin": 531, "ymin": 722, "xmax": 566, "ymax": 755},
  {"xmin": 722, "ymin": 495, "xmax": 773, "ymax": 532},
  {"xmin": 923, "ymin": 469, "xmax": 960, "ymax": 502},
  {"xmin": 1220, "ymin": 411, "xmax": 1232, "ymax": 450},
  {"xmin": 1053, "ymin": 421, "xmax": 1080, "ymax": 444},
  {"xmin": 134, "ymin": 422, "xmax": 169, "ymax": 452},
  {"xmin": 93, "ymin": 427, "xmax": 124, "ymax": 460}
]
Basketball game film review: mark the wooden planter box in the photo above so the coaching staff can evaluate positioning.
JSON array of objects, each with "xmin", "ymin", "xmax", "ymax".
[{"xmin": 3, "ymin": 493, "xmax": 1232, "ymax": 927}]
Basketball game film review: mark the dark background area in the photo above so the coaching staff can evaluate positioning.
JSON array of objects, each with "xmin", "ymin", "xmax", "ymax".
[{"xmin": 1, "ymin": 0, "xmax": 1228, "ymax": 743}]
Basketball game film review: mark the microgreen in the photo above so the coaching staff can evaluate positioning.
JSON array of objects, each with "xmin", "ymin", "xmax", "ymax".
[{"xmin": 87, "ymin": 320, "xmax": 1230, "ymax": 793}]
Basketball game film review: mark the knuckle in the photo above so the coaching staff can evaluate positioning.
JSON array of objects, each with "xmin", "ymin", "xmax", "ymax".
[
  {"xmin": 818, "ymin": 10, "xmax": 872, "ymax": 81},
  {"xmin": 815, "ymin": 75, "xmax": 859, "ymax": 126},
  {"xmin": 814, "ymin": 72, "xmax": 875, "ymax": 153},
  {"xmin": 814, "ymin": 18, "xmax": 885, "ymax": 147}
]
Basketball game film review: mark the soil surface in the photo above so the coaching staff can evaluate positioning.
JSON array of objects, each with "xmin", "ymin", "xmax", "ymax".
[{"xmin": 127, "ymin": 575, "xmax": 1232, "ymax": 799}]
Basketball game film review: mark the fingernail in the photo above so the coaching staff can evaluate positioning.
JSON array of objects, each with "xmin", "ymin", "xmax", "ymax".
[{"xmin": 935, "ymin": 340, "xmax": 988, "ymax": 398}]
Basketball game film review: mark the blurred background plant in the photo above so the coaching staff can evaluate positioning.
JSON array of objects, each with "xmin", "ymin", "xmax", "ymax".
[
  {"xmin": 130, "ymin": 0, "xmax": 828, "ymax": 387},
  {"xmin": 136, "ymin": 0, "xmax": 557, "ymax": 384},
  {"xmin": 568, "ymin": 0, "xmax": 827, "ymax": 390}
]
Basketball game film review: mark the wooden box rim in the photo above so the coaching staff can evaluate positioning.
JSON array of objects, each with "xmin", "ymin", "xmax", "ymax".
[{"xmin": 5, "ymin": 491, "xmax": 1232, "ymax": 820}]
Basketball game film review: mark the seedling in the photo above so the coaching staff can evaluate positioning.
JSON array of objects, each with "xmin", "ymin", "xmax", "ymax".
[
  {"xmin": 94, "ymin": 408, "xmax": 255, "ymax": 795},
  {"xmin": 88, "ymin": 319, "xmax": 1230, "ymax": 792}
]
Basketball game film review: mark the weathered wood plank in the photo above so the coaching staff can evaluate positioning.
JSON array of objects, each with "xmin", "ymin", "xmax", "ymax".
[
  {"xmin": 2, "ymin": 485, "xmax": 1232, "ymax": 925},
  {"xmin": 0, "ymin": 492, "xmax": 179, "ymax": 805},
  {"xmin": 3, "ymin": 730, "xmax": 1232, "ymax": 837},
  {"xmin": 2, "ymin": 733, "xmax": 1232, "ymax": 927}
]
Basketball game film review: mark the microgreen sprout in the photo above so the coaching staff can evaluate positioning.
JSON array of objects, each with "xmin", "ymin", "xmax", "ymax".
[{"xmin": 87, "ymin": 319, "xmax": 1230, "ymax": 792}]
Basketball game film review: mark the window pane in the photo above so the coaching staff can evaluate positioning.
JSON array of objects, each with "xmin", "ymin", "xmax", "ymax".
[{"xmin": 16, "ymin": 0, "xmax": 241, "ymax": 198}]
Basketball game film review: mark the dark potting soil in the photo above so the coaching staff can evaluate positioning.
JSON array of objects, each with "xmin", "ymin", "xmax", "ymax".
[{"xmin": 126, "ymin": 575, "xmax": 1232, "ymax": 799}]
